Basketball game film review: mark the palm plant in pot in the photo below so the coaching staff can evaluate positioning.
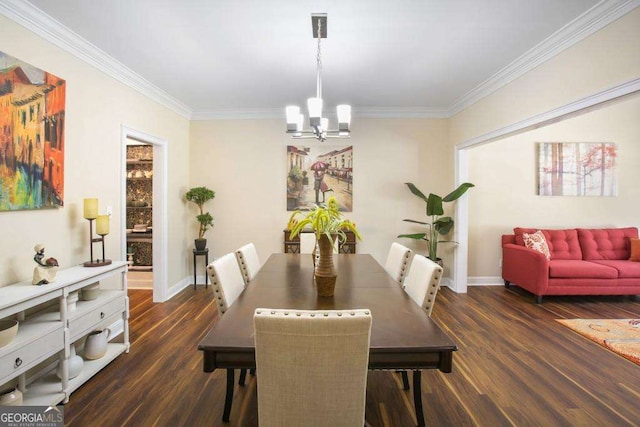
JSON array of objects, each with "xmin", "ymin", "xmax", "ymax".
[
  {"xmin": 289, "ymin": 196, "xmax": 361, "ymax": 296},
  {"xmin": 186, "ymin": 186, "xmax": 215, "ymax": 250},
  {"xmin": 398, "ymin": 182, "xmax": 474, "ymax": 265}
]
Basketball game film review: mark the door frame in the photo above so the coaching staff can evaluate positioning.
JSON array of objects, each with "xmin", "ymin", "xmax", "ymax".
[{"xmin": 121, "ymin": 126, "xmax": 169, "ymax": 302}]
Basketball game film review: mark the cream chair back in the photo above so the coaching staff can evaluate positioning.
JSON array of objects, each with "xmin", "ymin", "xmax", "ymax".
[
  {"xmin": 235, "ymin": 243, "xmax": 261, "ymax": 285},
  {"xmin": 207, "ymin": 253, "xmax": 246, "ymax": 315},
  {"xmin": 299, "ymin": 233, "xmax": 317, "ymax": 254},
  {"xmin": 384, "ymin": 242, "xmax": 412, "ymax": 285},
  {"xmin": 403, "ymin": 254, "xmax": 443, "ymax": 316},
  {"xmin": 254, "ymin": 309, "xmax": 372, "ymax": 427}
]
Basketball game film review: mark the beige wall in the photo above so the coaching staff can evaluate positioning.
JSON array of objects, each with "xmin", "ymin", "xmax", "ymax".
[
  {"xmin": 451, "ymin": 8, "xmax": 640, "ymax": 144},
  {"xmin": 0, "ymin": 16, "xmax": 191, "ymax": 288},
  {"xmin": 451, "ymin": 8, "xmax": 640, "ymax": 281},
  {"xmin": 467, "ymin": 93, "xmax": 640, "ymax": 278},
  {"xmin": 189, "ymin": 118, "xmax": 450, "ymax": 267}
]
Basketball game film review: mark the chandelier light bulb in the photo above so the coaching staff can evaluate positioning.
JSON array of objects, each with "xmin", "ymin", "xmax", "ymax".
[{"xmin": 307, "ymin": 97, "xmax": 323, "ymax": 126}]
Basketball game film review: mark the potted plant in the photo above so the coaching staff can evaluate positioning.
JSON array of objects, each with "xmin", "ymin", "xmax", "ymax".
[
  {"xmin": 398, "ymin": 182, "xmax": 474, "ymax": 264},
  {"xmin": 186, "ymin": 186, "xmax": 215, "ymax": 250},
  {"xmin": 289, "ymin": 196, "xmax": 361, "ymax": 296}
]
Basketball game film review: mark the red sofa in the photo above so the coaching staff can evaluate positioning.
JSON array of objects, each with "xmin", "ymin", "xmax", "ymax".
[{"xmin": 502, "ymin": 227, "xmax": 640, "ymax": 303}]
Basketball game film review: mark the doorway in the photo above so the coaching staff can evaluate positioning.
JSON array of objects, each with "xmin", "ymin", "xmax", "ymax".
[
  {"xmin": 121, "ymin": 126, "xmax": 168, "ymax": 302},
  {"xmin": 125, "ymin": 141, "xmax": 154, "ymax": 287}
]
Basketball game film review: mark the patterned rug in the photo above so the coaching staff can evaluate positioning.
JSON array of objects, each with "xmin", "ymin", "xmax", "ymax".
[{"xmin": 556, "ymin": 319, "xmax": 640, "ymax": 366}]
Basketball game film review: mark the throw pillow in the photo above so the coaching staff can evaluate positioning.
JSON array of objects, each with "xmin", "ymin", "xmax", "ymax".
[
  {"xmin": 630, "ymin": 238, "xmax": 640, "ymax": 262},
  {"xmin": 523, "ymin": 230, "xmax": 551, "ymax": 260}
]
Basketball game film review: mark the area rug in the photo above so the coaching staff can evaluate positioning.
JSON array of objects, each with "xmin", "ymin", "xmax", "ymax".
[{"xmin": 556, "ymin": 319, "xmax": 640, "ymax": 366}]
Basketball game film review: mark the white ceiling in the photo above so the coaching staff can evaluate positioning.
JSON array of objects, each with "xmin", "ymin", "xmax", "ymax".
[{"xmin": 9, "ymin": 0, "xmax": 636, "ymax": 118}]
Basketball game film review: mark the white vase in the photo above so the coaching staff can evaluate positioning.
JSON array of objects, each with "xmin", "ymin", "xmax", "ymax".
[
  {"xmin": 57, "ymin": 344, "xmax": 84, "ymax": 380},
  {"xmin": 84, "ymin": 328, "xmax": 111, "ymax": 360}
]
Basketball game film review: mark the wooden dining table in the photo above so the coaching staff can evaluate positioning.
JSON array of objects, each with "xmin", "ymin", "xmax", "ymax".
[{"xmin": 198, "ymin": 253, "xmax": 457, "ymax": 426}]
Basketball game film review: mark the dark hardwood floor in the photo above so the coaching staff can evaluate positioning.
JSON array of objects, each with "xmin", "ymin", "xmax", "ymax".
[{"xmin": 64, "ymin": 285, "xmax": 640, "ymax": 426}]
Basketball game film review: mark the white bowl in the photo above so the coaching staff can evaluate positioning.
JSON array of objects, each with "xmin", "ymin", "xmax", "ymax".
[
  {"xmin": 81, "ymin": 288, "xmax": 100, "ymax": 301},
  {"xmin": 0, "ymin": 320, "xmax": 19, "ymax": 348}
]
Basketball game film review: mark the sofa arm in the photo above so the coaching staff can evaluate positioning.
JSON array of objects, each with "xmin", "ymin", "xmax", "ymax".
[{"xmin": 502, "ymin": 243, "xmax": 550, "ymax": 295}]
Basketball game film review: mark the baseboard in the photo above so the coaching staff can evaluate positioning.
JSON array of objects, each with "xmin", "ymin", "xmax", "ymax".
[
  {"xmin": 108, "ymin": 318, "xmax": 124, "ymax": 338},
  {"xmin": 468, "ymin": 276, "xmax": 504, "ymax": 286},
  {"xmin": 441, "ymin": 277, "xmax": 452, "ymax": 288},
  {"xmin": 166, "ymin": 277, "xmax": 192, "ymax": 300}
]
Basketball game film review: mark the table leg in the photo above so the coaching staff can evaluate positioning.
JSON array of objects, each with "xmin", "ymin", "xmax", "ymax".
[
  {"xmin": 238, "ymin": 368, "xmax": 247, "ymax": 386},
  {"xmin": 413, "ymin": 370, "xmax": 425, "ymax": 427},
  {"xmin": 193, "ymin": 253, "xmax": 197, "ymax": 290},
  {"xmin": 223, "ymin": 369, "xmax": 234, "ymax": 422},
  {"xmin": 399, "ymin": 370, "xmax": 410, "ymax": 390}
]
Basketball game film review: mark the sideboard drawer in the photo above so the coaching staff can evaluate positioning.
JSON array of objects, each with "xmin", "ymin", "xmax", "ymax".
[
  {"xmin": 0, "ymin": 327, "xmax": 63, "ymax": 381},
  {"xmin": 69, "ymin": 296, "xmax": 125, "ymax": 340}
]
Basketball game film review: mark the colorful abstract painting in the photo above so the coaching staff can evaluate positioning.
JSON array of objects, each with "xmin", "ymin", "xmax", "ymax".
[
  {"xmin": 287, "ymin": 145, "xmax": 353, "ymax": 211},
  {"xmin": 537, "ymin": 142, "xmax": 616, "ymax": 196},
  {"xmin": 0, "ymin": 51, "xmax": 65, "ymax": 211}
]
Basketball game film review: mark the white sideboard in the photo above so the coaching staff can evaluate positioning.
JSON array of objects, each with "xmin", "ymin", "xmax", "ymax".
[{"xmin": 0, "ymin": 261, "xmax": 129, "ymax": 405}]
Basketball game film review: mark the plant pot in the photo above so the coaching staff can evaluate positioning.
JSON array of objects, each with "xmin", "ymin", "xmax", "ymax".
[
  {"xmin": 430, "ymin": 257, "xmax": 444, "ymax": 268},
  {"xmin": 195, "ymin": 238, "xmax": 207, "ymax": 251},
  {"xmin": 314, "ymin": 234, "xmax": 337, "ymax": 296}
]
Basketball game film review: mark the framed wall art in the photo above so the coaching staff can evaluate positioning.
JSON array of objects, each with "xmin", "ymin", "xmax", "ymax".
[
  {"xmin": 0, "ymin": 51, "xmax": 65, "ymax": 211},
  {"xmin": 537, "ymin": 142, "xmax": 616, "ymax": 196},
  {"xmin": 287, "ymin": 145, "xmax": 353, "ymax": 211}
]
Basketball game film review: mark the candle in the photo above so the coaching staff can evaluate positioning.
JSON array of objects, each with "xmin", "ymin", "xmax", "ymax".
[
  {"xmin": 84, "ymin": 198, "xmax": 98, "ymax": 219},
  {"xmin": 96, "ymin": 215, "xmax": 109, "ymax": 235}
]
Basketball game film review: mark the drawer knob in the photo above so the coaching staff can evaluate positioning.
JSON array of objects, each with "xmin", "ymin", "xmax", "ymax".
[
  {"xmin": 100, "ymin": 312, "xmax": 105, "ymax": 319},
  {"xmin": 14, "ymin": 357, "xmax": 22, "ymax": 368}
]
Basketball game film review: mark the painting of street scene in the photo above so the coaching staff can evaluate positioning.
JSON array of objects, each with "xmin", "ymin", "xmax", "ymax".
[
  {"xmin": 537, "ymin": 142, "xmax": 616, "ymax": 196},
  {"xmin": 0, "ymin": 51, "xmax": 65, "ymax": 211},
  {"xmin": 287, "ymin": 145, "xmax": 353, "ymax": 211}
]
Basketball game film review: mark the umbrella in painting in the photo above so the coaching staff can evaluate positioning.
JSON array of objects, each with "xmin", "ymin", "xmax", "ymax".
[{"xmin": 310, "ymin": 161, "xmax": 328, "ymax": 171}]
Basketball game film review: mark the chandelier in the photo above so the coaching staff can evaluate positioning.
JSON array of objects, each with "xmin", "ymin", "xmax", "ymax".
[{"xmin": 285, "ymin": 13, "xmax": 351, "ymax": 142}]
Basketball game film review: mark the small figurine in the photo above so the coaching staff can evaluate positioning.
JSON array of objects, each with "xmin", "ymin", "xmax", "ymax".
[{"xmin": 32, "ymin": 244, "xmax": 59, "ymax": 285}]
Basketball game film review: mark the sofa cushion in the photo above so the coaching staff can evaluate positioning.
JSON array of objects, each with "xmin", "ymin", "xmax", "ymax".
[
  {"xmin": 590, "ymin": 260, "xmax": 640, "ymax": 278},
  {"xmin": 549, "ymin": 260, "xmax": 618, "ymax": 279},
  {"xmin": 630, "ymin": 238, "xmax": 640, "ymax": 262},
  {"xmin": 514, "ymin": 228, "xmax": 582, "ymax": 260},
  {"xmin": 522, "ymin": 230, "xmax": 550, "ymax": 260},
  {"xmin": 577, "ymin": 228, "xmax": 639, "ymax": 260}
]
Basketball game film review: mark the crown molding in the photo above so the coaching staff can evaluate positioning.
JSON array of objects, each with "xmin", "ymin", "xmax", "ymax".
[
  {"xmin": 447, "ymin": 0, "xmax": 640, "ymax": 117},
  {"xmin": 1, "ymin": 0, "xmax": 636, "ymax": 121},
  {"xmin": 0, "ymin": 0, "xmax": 192, "ymax": 119},
  {"xmin": 457, "ymin": 77, "xmax": 640, "ymax": 150}
]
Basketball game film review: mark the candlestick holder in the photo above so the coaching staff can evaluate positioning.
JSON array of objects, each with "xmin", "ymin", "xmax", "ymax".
[{"xmin": 83, "ymin": 218, "xmax": 112, "ymax": 267}]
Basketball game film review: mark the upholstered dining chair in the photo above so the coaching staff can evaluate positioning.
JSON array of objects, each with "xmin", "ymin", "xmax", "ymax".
[
  {"xmin": 254, "ymin": 308, "xmax": 372, "ymax": 427},
  {"xmin": 235, "ymin": 242, "xmax": 261, "ymax": 285},
  {"xmin": 397, "ymin": 254, "xmax": 443, "ymax": 400},
  {"xmin": 384, "ymin": 242, "xmax": 412, "ymax": 285},
  {"xmin": 402, "ymin": 254, "xmax": 443, "ymax": 317},
  {"xmin": 207, "ymin": 253, "xmax": 251, "ymax": 389},
  {"xmin": 299, "ymin": 233, "xmax": 317, "ymax": 254},
  {"xmin": 207, "ymin": 253, "xmax": 246, "ymax": 316}
]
